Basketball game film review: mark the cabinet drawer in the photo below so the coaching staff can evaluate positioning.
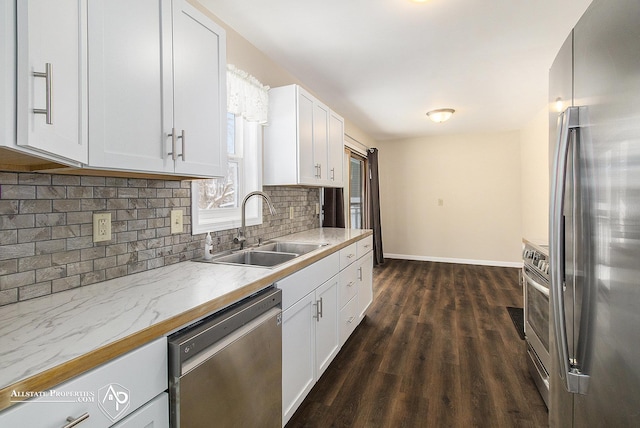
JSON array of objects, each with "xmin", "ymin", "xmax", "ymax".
[
  {"xmin": 339, "ymin": 296, "xmax": 359, "ymax": 346},
  {"xmin": 339, "ymin": 243, "xmax": 357, "ymax": 270},
  {"xmin": 357, "ymin": 236, "xmax": 373, "ymax": 258},
  {"xmin": 277, "ymin": 252, "xmax": 339, "ymax": 310},
  {"xmin": 0, "ymin": 337, "xmax": 168, "ymax": 427},
  {"xmin": 338, "ymin": 263, "xmax": 358, "ymax": 308},
  {"xmin": 112, "ymin": 392, "xmax": 168, "ymax": 428}
]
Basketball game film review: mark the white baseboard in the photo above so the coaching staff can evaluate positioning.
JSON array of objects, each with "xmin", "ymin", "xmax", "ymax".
[{"xmin": 383, "ymin": 253, "xmax": 523, "ymax": 268}]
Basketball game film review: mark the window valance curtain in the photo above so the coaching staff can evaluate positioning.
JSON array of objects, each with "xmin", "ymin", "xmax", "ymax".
[{"xmin": 227, "ymin": 64, "xmax": 270, "ymax": 124}]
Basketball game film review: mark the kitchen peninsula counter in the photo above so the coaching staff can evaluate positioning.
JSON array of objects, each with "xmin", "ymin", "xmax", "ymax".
[{"xmin": 0, "ymin": 228, "xmax": 372, "ymax": 411}]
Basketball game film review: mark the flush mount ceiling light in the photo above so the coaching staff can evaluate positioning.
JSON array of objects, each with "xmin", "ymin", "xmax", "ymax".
[{"xmin": 426, "ymin": 108, "xmax": 455, "ymax": 123}]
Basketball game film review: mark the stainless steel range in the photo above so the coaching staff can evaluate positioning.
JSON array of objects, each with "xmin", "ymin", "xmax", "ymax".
[{"xmin": 522, "ymin": 239, "xmax": 550, "ymax": 407}]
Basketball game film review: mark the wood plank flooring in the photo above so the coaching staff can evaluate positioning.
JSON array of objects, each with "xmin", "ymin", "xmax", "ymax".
[{"xmin": 286, "ymin": 259, "xmax": 549, "ymax": 428}]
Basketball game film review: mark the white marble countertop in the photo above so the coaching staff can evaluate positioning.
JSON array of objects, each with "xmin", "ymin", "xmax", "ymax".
[{"xmin": 0, "ymin": 227, "xmax": 372, "ymax": 410}]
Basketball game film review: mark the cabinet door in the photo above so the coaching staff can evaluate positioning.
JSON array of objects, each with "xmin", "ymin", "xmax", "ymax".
[
  {"xmin": 357, "ymin": 251, "xmax": 374, "ymax": 319},
  {"xmin": 88, "ymin": 0, "xmax": 173, "ymax": 173},
  {"xmin": 0, "ymin": 338, "xmax": 167, "ymax": 427},
  {"xmin": 112, "ymin": 393, "xmax": 169, "ymax": 428},
  {"xmin": 173, "ymin": 0, "xmax": 227, "ymax": 177},
  {"xmin": 16, "ymin": 0, "xmax": 87, "ymax": 164},
  {"xmin": 297, "ymin": 88, "xmax": 316, "ymax": 184},
  {"xmin": 315, "ymin": 277, "xmax": 339, "ymax": 378},
  {"xmin": 282, "ymin": 292, "xmax": 316, "ymax": 425},
  {"xmin": 327, "ymin": 111, "xmax": 344, "ymax": 187},
  {"xmin": 1, "ymin": 0, "xmax": 15, "ymax": 149},
  {"xmin": 313, "ymin": 101, "xmax": 329, "ymax": 183}
]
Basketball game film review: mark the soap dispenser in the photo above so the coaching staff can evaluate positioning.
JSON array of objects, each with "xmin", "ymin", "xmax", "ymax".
[{"xmin": 204, "ymin": 232, "xmax": 213, "ymax": 260}]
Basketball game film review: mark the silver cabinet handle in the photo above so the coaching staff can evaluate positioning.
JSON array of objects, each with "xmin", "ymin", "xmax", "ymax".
[
  {"xmin": 62, "ymin": 412, "xmax": 89, "ymax": 428},
  {"xmin": 347, "ymin": 281, "xmax": 355, "ymax": 287},
  {"xmin": 168, "ymin": 128, "xmax": 185, "ymax": 161},
  {"xmin": 180, "ymin": 129, "xmax": 186, "ymax": 161},
  {"xmin": 347, "ymin": 316, "xmax": 355, "ymax": 324},
  {"xmin": 357, "ymin": 267, "xmax": 363, "ymax": 281},
  {"xmin": 330, "ymin": 167, "xmax": 335, "ymax": 180},
  {"xmin": 313, "ymin": 300, "xmax": 320, "ymax": 322},
  {"xmin": 318, "ymin": 297, "xmax": 323, "ymax": 318},
  {"xmin": 33, "ymin": 63, "xmax": 53, "ymax": 124}
]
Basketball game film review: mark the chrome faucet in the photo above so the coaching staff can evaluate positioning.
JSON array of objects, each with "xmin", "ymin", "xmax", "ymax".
[{"xmin": 234, "ymin": 191, "xmax": 277, "ymax": 249}]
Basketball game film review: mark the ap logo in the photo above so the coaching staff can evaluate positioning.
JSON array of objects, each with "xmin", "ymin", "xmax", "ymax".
[{"xmin": 97, "ymin": 383, "xmax": 131, "ymax": 421}]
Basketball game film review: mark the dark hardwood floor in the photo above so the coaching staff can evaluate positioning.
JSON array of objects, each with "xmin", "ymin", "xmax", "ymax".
[{"xmin": 286, "ymin": 259, "xmax": 549, "ymax": 428}]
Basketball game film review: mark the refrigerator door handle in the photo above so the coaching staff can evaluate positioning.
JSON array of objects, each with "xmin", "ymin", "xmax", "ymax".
[{"xmin": 550, "ymin": 106, "xmax": 590, "ymax": 395}]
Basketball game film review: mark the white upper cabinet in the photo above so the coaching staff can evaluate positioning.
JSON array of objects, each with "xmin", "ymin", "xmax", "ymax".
[
  {"xmin": 328, "ymin": 111, "xmax": 344, "ymax": 185},
  {"xmin": 15, "ymin": 0, "xmax": 88, "ymax": 165},
  {"xmin": 88, "ymin": 0, "xmax": 227, "ymax": 178},
  {"xmin": 172, "ymin": 0, "xmax": 227, "ymax": 177},
  {"xmin": 264, "ymin": 84, "xmax": 344, "ymax": 188},
  {"xmin": 1, "ymin": 0, "xmax": 15, "ymax": 151}
]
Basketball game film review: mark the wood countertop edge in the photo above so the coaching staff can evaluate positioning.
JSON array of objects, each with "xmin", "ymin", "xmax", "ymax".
[{"xmin": 0, "ymin": 230, "xmax": 373, "ymax": 411}]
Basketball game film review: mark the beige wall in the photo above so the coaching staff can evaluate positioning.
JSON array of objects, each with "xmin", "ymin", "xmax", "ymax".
[
  {"xmin": 520, "ymin": 106, "xmax": 550, "ymax": 243},
  {"xmin": 192, "ymin": 0, "xmax": 374, "ymax": 147},
  {"xmin": 193, "ymin": 0, "xmax": 553, "ymax": 266},
  {"xmin": 377, "ymin": 131, "xmax": 523, "ymax": 266}
]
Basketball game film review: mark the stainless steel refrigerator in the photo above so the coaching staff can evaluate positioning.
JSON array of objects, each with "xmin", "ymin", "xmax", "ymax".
[{"xmin": 548, "ymin": 0, "xmax": 640, "ymax": 426}]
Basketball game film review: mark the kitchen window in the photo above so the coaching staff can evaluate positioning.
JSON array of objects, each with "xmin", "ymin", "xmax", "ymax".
[{"xmin": 191, "ymin": 112, "xmax": 263, "ymax": 234}]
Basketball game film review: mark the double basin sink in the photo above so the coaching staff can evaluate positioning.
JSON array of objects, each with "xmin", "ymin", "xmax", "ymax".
[{"xmin": 198, "ymin": 241, "xmax": 328, "ymax": 268}]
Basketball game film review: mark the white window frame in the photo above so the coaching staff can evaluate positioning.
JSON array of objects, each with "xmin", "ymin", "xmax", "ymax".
[{"xmin": 191, "ymin": 115, "xmax": 264, "ymax": 235}]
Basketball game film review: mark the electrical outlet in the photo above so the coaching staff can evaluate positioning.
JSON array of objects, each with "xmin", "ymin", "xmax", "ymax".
[
  {"xmin": 289, "ymin": 206, "xmax": 294, "ymax": 219},
  {"xmin": 170, "ymin": 210, "xmax": 183, "ymax": 234},
  {"xmin": 93, "ymin": 212, "xmax": 112, "ymax": 242}
]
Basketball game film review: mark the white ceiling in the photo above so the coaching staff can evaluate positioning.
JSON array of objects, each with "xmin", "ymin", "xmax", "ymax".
[{"xmin": 199, "ymin": 0, "xmax": 592, "ymax": 141}]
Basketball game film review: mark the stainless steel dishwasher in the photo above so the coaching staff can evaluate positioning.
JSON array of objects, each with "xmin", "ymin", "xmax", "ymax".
[{"xmin": 168, "ymin": 287, "xmax": 282, "ymax": 427}]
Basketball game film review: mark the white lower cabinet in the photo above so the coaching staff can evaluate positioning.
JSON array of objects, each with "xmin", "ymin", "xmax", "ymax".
[
  {"xmin": 279, "ymin": 252, "xmax": 339, "ymax": 426},
  {"xmin": 281, "ymin": 292, "xmax": 317, "ymax": 424},
  {"xmin": 112, "ymin": 393, "xmax": 168, "ymax": 428},
  {"xmin": 0, "ymin": 337, "xmax": 168, "ymax": 427},
  {"xmin": 314, "ymin": 277, "xmax": 340, "ymax": 379},
  {"xmin": 279, "ymin": 236, "xmax": 374, "ymax": 426},
  {"xmin": 357, "ymin": 250, "xmax": 374, "ymax": 320}
]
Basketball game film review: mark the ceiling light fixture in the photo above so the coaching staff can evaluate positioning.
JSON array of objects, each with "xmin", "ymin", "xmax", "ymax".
[{"xmin": 426, "ymin": 108, "xmax": 455, "ymax": 123}]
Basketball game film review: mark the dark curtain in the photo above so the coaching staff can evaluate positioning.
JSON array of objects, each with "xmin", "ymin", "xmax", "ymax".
[
  {"xmin": 367, "ymin": 148, "xmax": 384, "ymax": 265},
  {"xmin": 322, "ymin": 187, "xmax": 345, "ymax": 228}
]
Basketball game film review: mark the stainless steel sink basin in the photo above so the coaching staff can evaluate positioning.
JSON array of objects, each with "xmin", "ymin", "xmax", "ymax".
[
  {"xmin": 193, "ymin": 241, "xmax": 328, "ymax": 268},
  {"xmin": 254, "ymin": 241, "xmax": 327, "ymax": 255},
  {"xmin": 212, "ymin": 251, "xmax": 298, "ymax": 267}
]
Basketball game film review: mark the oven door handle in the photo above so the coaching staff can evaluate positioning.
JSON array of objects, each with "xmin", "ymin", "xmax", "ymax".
[{"xmin": 523, "ymin": 271, "xmax": 549, "ymax": 297}]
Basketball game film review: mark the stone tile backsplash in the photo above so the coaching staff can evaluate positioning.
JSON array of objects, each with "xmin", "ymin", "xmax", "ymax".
[{"xmin": 0, "ymin": 172, "xmax": 320, "ymax": 306}]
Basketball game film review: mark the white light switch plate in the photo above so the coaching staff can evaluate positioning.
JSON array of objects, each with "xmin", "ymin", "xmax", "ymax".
[{"xmin": 170, "ymin": 210, "xmax": 183, "ymax": 234}]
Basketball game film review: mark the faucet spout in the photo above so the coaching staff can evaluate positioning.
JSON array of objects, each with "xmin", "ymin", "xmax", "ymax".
[{"xmin": 234, "ymin": 191, "xmax": 277, "ymax": 249}]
